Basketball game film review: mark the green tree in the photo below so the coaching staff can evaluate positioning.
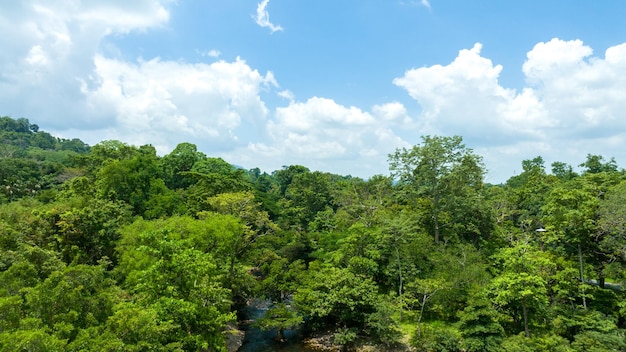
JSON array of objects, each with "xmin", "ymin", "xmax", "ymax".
[
  {"xmin": 295, "ymin": 266, "xmax": 381, "ymax": 331},
  {"xmin": 103, "ymin": 302, "xmax": 181, "ymax": 351},
  {"xmin": 377, "ymin": 211, "xmax": 431, "ymax": 321},
  {"xmin": 75, "ymin": 140, "xmax": 138, "ymax": 173},
  {"xmin": 411, "ymin": 321, "xmax": 461, "ymax": 352},
  {"xmin": 332, "ymin": 175, "xmax": 394, "ymax": 229},
  {"xmin": 597, "ymin": 180, "xmax": 626, "ymax": 281},
  {"xmin": 253, "ymin": 303, "xmax": 303, "ymax": 342},
  {"xmin": 0, "ymin": 318, "xmax": 67, "ymax": 352},
  {"xmin": 458, "ymin": 294, "xmax": 504, "ymax": 352},
  {"xmin": 208, "ymin": 191, "xmax": 278, "ymax": 236},
  {"xmin": 184, "ymin": 158, "xmax": 251, "ymax": 214},
  {"xmin": 551, "ymin": 161, "xmax": 578, "ymax": 181},
  {"xmin": 406, "ymin": 278, "xmax": 449, "ymax": 338},
  {"xmin": 0, "ymin": 158, "xmax": 63, "ymax": 202},
  {"xmin": 23, "ymin": 262, "xmax": 120, "ymax": 341},
  {"xmin": 95, "ymin": 144, "xmax": 170, "ymax": 216},
  {"xmin": 258, "ymin": 257, "xmax": 305, "ymax": 304},
  {"xmin": 282, "ymin": 171, "xmax": 335, "ymax": 229},
  {"xmin": 579, "ymin": 154, "xmax": 618, "ymax": 174},
  {"xmin": 505, "ymin": 156, "xmax": 557, "ymax": 233},
  {"xmin": 427, "ymin": 244, "xmax": 490, "ymax": 321},
  {"xmin": 488, "ymin": 242, "xmax": 554, "ymax": 337},
  {"xmin": 120, "ymin": 227, "xmax": 234, "ymax": 351},
  {"xmin": 117, "ymin": 214, "xmax": 249, "ymax": 299},
  {"xmin": 53, "ymin": 198, "xmax": 132, "ymax": 264},
  {"xmin": 541, "ymin": 175, "xmax": 615, "ymax": 295},
  {"xmin": 389, "ymin": 135, "xmax": 485, "ymax": 244},
  {"xmin": 272, "ymin": 165, "xmax": 310, "ymax": 196},
  {"xmin": 161, "ymin": 142, "xmax": 206, "ymax": 190}
]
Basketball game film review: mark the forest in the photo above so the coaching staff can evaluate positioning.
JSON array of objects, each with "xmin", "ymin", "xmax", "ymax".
[{"xmin": 1, "ymin": 115, "xmax": 626, "ymax": 352}]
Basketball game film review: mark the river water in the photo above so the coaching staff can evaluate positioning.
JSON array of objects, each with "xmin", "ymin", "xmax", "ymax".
[{"xmin": 237, "ymin": 299, "xmax": 319, "ymax": 352}]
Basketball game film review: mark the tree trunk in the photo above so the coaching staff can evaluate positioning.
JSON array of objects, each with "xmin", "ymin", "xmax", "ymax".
[
  {"xmin": 229, "ymin": 254, "xmax": 236, "ymax": 291},
  {"xmin": 276, "ymin": 328, "xmax": 285, "ymax": 342},
  {"xmin": 432, "ymin": 193, "xmax": 440, "ymax": 244},
  {"xmin": 417, "ymin": 296, "xmax": 427, "ymax": 338},
  {"xmin": 578, "ymin": 244, "xmax": 587, "ymax": 309},
  {"xmin": 395, "ymin": 245, "xmax": 403, "ymax": 322},
  {"xmin": 522, "ymin": 299, "xmax": 530, "ymax": 338}
]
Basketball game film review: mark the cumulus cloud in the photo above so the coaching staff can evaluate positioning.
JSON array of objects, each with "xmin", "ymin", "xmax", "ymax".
[
  {"xmin": 82, "ymin": 56, "xmax": 275, "ymax": 151},
  {"xmin": 254, "ymin": 0, "xmax": 283, "ymax": 33},
  {"xmin": 0, "ymin": 0, "xmax": 171, "ymax": 129},
  {"xmin": 4, "ymin": 1, "xmax": 626, "ymax": 183},
  {"xmin": 522, "ymin": 39, "xmax": 626, "ymax": 137},
  {"xmin": 394, "ymin": 38, "xmax": 626, "ymax": 182},
  {"xmin": 0, "ymin": 0, "xmax": 278, "ymax": 156},
  {"xmin": 372, "ymin": 102, "xmax": 413, "ymax": 125},
  {"xmin": 232, "ymin": 97, "xmax": 410, "ymax": 176},
  {"xmin": 393, "ymin": 43, "xmax": 552, "ymax": 143}
]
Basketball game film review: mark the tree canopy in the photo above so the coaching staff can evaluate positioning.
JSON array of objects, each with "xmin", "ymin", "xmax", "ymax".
[{"xmin": 1, "ymin": 116, "xmax": 626, "ymax": 351}]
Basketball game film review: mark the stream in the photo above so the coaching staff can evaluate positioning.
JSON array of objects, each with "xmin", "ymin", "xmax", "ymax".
[{"xmin": 237, "ymin": 299, "xmax": 319, "ymax": 352}]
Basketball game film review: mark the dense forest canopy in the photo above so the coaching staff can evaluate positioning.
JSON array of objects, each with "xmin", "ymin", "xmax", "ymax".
[{"xmin": 1, "ymin": 115, "xmax": 626, "ymax": 351}]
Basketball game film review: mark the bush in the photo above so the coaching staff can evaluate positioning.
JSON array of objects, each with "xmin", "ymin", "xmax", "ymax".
[
  {"xmin": 502, "ymin": 333, "xmax": 573, "ymax": 352},
  {"xmin": 334, "ymin": 327, "xmax": 358, "ymax": 348},
  {"xmin": 411, "ymin": 322, "xmax": 461, "ymax": 352}
]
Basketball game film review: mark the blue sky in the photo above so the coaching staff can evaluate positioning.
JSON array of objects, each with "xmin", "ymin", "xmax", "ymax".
[{"xmin": 2, "ymin": 1, "xmax": 626, "ymax": 183}]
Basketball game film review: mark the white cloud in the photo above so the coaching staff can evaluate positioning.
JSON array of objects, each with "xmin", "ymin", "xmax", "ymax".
[
  {"xmin": 231, "ymin": 97, "xmax": 410, "ymax": 176},
  {"xmin": 0, "ymin": 0, "xmax": 172, "ymax": 129},
  {"xmin": 4, "ymin": 2, "xmax": 626, "ymax": 183},
  {"xmin": 0, "ymin": 1, "xmax": 276, "ymax": 155},
  {"xmin": 372, "ymin": 102, "xmax": 413, "ymax": 125},
  {"xmin": 394, "ymin": 43, "xmax": 553, "ymax": 143},
  {"xmin": 278, "ymin": 89, "xmax": 295, "ymax": 102},
  {"xmin": 206, "ymin": 49, "xmax": 221, "ymax": 58},
  {"xmin": 522, "ymin": 39, "xmax": 626, "ymax": 137},
  {"xmin": 394, "ymin": 39, "xmax": 626, "ymax": 182},
  {"xmin": 254, "ymin": 0, "xmax": 284, "ymax": 33},
  {"xmin": 80, "ymin": 55, "xmax": 275, "ymax": 152}
]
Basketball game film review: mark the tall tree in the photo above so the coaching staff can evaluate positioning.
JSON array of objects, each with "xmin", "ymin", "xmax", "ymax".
[
  {"xmin": 579, "ymin": 154, "xmax": 618, "ymax": 174},
  {"xmin": 551, "ymin": 161, "xmax": 578, "ymax": 181},
  {"xmin": 95, "ymin": 144, "xmax": 172, "ymax": 217},
  {"xmin": 272, "ymin": 165, "xmax": 310, "ymax": 196},
  {"xmin": 458, "ymin": 293, "xmax": 504, "ymax": 352},
  {"xmin": 542, "ymin": 173, "xmax": 621, "ymax": 291},
  {"xmin": 389, "ymin": 135, "xmax": 485, "ymax": 244},
  {"xmin": 596, "ymin": 180, "xmax": 626, "ymax": 282},
  {"xmin": 282, "ymin": 171, "xmax": 334, "ymax": 230},
  {"xmin": 161, "ymin": 142, "xmax": 206, "ymax": 190},
  {"xmin": 505, "ymin": 156, "xmax": 557, "ymax": 233},
  {"xmin": 488, "ymin": 242, "xmax": 554, "ymax": 337}
]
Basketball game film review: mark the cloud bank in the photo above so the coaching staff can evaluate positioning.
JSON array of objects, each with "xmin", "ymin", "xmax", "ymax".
[
  {"xmin": 393, "ymin": 39, "xmax": 626, "ymax": 181},
  {"xmin": 2, "ymin": 2, "xmax": 626, "ymax": 182}
]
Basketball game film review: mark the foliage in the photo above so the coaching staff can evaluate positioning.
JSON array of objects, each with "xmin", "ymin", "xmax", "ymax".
[
  {"xmin": 253, "ymin": 303, "xmax": 303, "ymax": 341},
  {"xmin": 458, "ymin": 294, "xmax": 504, "ymax": 352},
  {"xmin": 294, "ymin": 266, "xmax": 381, "ymax": 330},
  {"xmin": 488, "ymin": 242, "xmax": 554, "ymax": 337},
  {"xmin": 389, "ymin": 135, "xmax": 487, "ymax": 244},
  {"xmin": 410, "ymin": 321, "xmax": 461, "ymax": 352},
  {"xmin": 3, "ymin": 116, "xmax": 626, "ymax": 350}
]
